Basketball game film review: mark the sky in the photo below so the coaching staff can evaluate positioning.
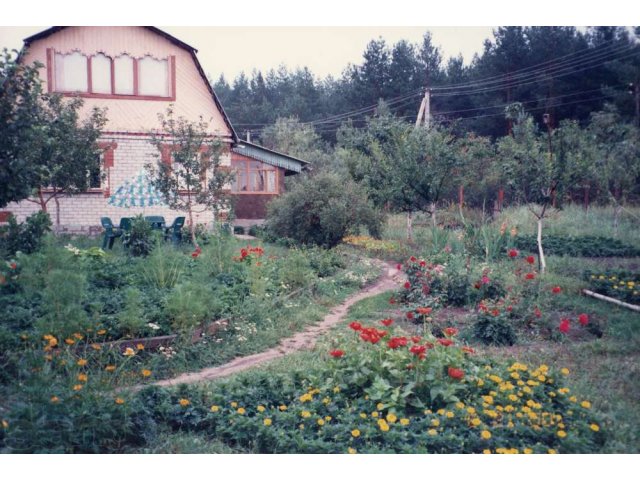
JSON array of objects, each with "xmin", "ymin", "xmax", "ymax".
[{"xmin": 0, "ymin": 26, "xmax": 496, "ymax": 82}]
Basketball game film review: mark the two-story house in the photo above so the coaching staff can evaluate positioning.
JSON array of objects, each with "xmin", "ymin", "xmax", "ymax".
[{"xmin": 2, "ymin": 26, "xmax": 307, "ymax": 234}]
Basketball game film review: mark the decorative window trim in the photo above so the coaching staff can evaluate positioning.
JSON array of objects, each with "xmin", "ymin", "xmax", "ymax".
[{"xmin": 47, "ymin": 49, "xmax": 176, "ymax": 101}]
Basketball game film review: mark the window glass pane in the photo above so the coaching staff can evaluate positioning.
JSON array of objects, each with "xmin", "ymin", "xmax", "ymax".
[
  {"xmin": 55, "ymin": 52, "xmax": 88, "ymax": 92},
  {"xmin": 91, "ymin": 54, "xmax": 112, "ymax": 94},
  {"xmin": 266, "ymin": 171, "xmax": 277, "ymax": 193},
  {"xmin": 138, "ymin": 56, "xmax": 169, "ymax": 97},
  {"xmin": 114, "ymin": 55, "xmax": 134, "ymax": 95}
]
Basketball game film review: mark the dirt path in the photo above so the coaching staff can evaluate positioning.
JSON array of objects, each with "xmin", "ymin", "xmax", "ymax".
[{"xmin": 151, "ymin": 261, "xmax": 404, "ymax": 388}]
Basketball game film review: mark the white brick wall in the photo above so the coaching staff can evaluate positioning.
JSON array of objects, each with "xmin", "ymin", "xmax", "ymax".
[{"xmin": 4, "ymin": 134, "xmax": 232, "ymax": 235}]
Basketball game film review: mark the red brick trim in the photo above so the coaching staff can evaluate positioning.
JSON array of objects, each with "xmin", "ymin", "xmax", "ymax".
[
  {"xmin": 0, "ymin": 211, "xmax": 13, "ymax": 222},
  {"xmin": 46, "ymin": 48, "xmax": 54, "ymax": 93},
  {"xmin": 87, "ymin": 56, "xmax": 93, "ymax": 94},
  {"xmin": 170, "ymin": 55, "xmax": 176, "ymax": 99}
]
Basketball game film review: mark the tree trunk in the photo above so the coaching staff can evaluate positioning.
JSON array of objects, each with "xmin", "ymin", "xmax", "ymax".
[
  {"xmin": 37, "ymin": 188, "xmax": 48, "ymax": 212},
  {"xmin": 186, "ymin": 190, "xmax": 199, "ymax": 249},
  {"xmin": 54, "ymin": 196, "xmax": 61, "ymax": 226},
  {"xmin": 537, "ymin": 217, "xmax": 546, "ymax": 275},
  {"xmin": 406, "ymin": 211, "xmax": 413, "ymax": 242}
]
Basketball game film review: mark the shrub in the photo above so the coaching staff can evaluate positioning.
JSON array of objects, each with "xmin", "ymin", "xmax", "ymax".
[
  {"xmin": 35, "ymin": 269, "xmax": 89, "ymax": 338},
  {"xmin": 117, "ymin": 287, "xmax": 147, "ymax": 337},
  {"xmin": 0, "ymin": 211, "xmax": 52, "ymax": 256},
  {"xmin": 514, "ymin": 234, "xmax": 640, "ymax": 258},
  {"xmin": 125, "ymin": 214, "xmax": 155, "ymax": 257},
  {"xmin": 265, "ymin": 172, "xmax": 384, "ymax": 248},
  {"xmin": 165, "ymin": 282, "xmax": 214, "ymax": 332},
  {"xmin": 140, "ymin": 245, "xmax": 185, "ymax": 289},
  {"xmin": 472, "ymin": 305, "xmax": 518, "ymax": 346}
]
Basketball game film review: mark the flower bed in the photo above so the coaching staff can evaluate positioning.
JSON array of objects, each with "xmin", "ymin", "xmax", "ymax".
[
  {"xmin": 514, "ymin": 234, "xmax": 640, "ymax": 258},
  {"xmin": 583, "ymin": 270, "xmax": 640, "ymax": 305}
]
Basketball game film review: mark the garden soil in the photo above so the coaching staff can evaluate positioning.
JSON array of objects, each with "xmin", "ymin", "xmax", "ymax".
[{"xmin": 150, "ymin": 261, "xmax": 405, "ymax": 388}]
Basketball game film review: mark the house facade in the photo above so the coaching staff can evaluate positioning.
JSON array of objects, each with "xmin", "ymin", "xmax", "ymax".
[{"xmin": 3, "ymin": 26, "xmax": 306, "ymax": 234}]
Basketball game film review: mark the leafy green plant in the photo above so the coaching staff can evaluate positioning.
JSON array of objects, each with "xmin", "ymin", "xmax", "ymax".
[
  {"xmin": 0, "ymin": 211, "xmax": 52, "ymax": 256},
  {"xmin": 117, "ymin": 287, "xmax": 147, "ymax": 337},
  {"xmin": 472, "ymin": 306, "xmax": 518, "ymax": 346},
  {"xmin": 124, "ymin": 214, "xmax": 155, "ymax": 257},
  {"xmin": 165, "ymin": 282, "xmax": 214, "ymax": 332},
  {"xmin": 35, "ymin": 269, "xmax": 89, "ymax": 338},
  {"xmin": 140, "ymin": 246, "xmax": 184, "ymax": 289},
  {"xmin": 514, "ymin": 234, "xmax": 640, "ymax": 258}
]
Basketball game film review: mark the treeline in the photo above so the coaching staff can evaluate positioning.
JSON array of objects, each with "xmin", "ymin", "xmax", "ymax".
[{"xmin": 213, "ymin": 26, "xmax": 640, "ymax": 141}]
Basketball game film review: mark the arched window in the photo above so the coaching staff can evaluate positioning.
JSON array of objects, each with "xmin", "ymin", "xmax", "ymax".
[
  {"xmin": 138, "ymin": 56, "xmax": 169, "ymax": 97},
  {"xmin": 91, "ymin": 53, "xmax": 112, "ymax": 94},
  {"xmin": 114, "ymin": 55, "xmax": 134, "ymax": 95},
  {"xmin": 54, "ymin": 51, "xmax": 88, "ymax": 92}
]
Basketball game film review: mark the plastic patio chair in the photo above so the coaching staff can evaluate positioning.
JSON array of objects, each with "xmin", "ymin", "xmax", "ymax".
[
  {"xmin": 144, "ymin": 215, "xmax": 166, "ymax": 231},
  {"xmin": 164, "ymin": 217, "xmax": 185, "ymax": 246},
  {"xmin": 100, "ymin": 217, "xmax": 122, "ymax": 250},
  {"xmin": 119, "ymin": 217, "xmax": 133, "ymax": 249}
]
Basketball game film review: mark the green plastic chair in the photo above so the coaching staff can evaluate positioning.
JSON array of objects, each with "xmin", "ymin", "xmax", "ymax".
[
  {"xmin": 100, "ymin": 217, "xmax": 122, "ymax": 250},
  {"xmin": 145, "ymin": 216, "xmax": 166, "ymax": 231},
  {"xmin": 119, "ymin": 217, "xmax": 132, "ymax": 249},
  {"xmin": 164, "ymin": 217, "xmax": 185, "ymax": 246}
]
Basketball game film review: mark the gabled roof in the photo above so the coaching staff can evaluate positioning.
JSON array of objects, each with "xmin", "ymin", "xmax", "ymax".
[
  {"xmin": 22, "ymin": 26, "xmax": 238, "ymax": 142},
  {"xmin": 232, "ymin": 140, "xmax": 310, "ymax": 174}
]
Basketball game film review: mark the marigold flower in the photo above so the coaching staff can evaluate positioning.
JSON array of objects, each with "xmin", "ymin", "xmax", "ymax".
[
  {"xmin": 90, "ymin": 344, "xmax": 102, "ymax": 351},
  {"xmin": 230, "ymin": 401, "xmax": 238, "ymax": 408},
  {"xmin": 115, "ymin": 397, "xmax": 125, "ymax": 405},
  {"xmin": 65, "ymin": 338, "xmax": 75, "ymax": 345},
  {"xmin": 72, "ymin": 384, "xmax": 83, "ymax": 391},
  {"xmin": 399, "ymin": 418, "xmax": 410, "ymax": 426},
  {"xmin": 427, "ymin": 429, "xmax": 437, "ymax": 436},
  {"xmin": 329, "ymin": 349, "xmax": 344, "ymax": 358},
  {"xmin": 210, "ymin": 405, "xmax": 220, "ymax": 412},
  {"xmin": 123, "ymin": 347, "xmax": 136, "ymax": 356},
  {"xmin": 141, "ymin": 369, "xmax": 152, "ymax": 378},
  {"xmin": 386, "ymin": 413, "xmax": 397, "ymax": 423},
  {"xmin": 77, "ymin": 373, "xmax": 88, "ymax": 382},
  {"xmin": 557, "ymin": 430, "xmax": 567, "ymax": 438},
  {"xmin": 348, "ymin": 447, "xmax": 357, "ymax": 454},
  {"xmin": 179, "ymin": 398, "xmax": 191, "ymax": 407},
  {"xmin": 263, "ymin": 418, "xmax": 272, "ymax": 426},
  {"xmin": 279, "ymin": 405, "xmax": 288, "ymax": 411},
  {"xmin": 105, "ymin": 365, "xmax": 116, "ymax": 372},
  {"xmin": 578, "ymin": 313, "xmax": 589, "ymax": 326},
  {"xmin": 77, "ymin": 359, "xmax": 87, "ymax": 366},
  {"xmin": 590, "ymin": 424, "xmax": 600, "ymax": 432},
  {"xmin": 301, "ymin": 411, "xmax": 311, "ymax": 418},
  {"xmin": 378, "ymin": 419, "xmax": 390, "ymax": 432},
  {"xmin": 481, "ymin": 430, "xmax": 492, "ymax": 440},
  {"xmin": 257, "ymin": 405, "xmax": 266, "ymax": 412},
  {"xmin": 136, "ymin": 343, "xmax": 145, "ymax": 351},
  {"xmin": 471, "ymin": 418, "xmax": 482, "ymax": 427},
  {"xmin": 50, "ymin": 396, "xmax": 60, "ymax": 403},
  {"xmin": 581, "ymin": 401, "xmax": 591, "ymax": 409},
  {"xmin": 97, "ymin": 329, "xmax": 107, "ymax": 335},
  {"xmin": 237, "ymin": 408, "xmax": 246, "ymax": 415}
]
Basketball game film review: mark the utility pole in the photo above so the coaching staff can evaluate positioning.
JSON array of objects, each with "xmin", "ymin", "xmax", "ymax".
[{"xmin": 415, "ymin": 88, "xmax": 431, "ymax": 128}]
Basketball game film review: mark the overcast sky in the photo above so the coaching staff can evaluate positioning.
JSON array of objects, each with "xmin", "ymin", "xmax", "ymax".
[{"xmin": 0, "ymin": 26, "xmax": 495, "ymax": 82}]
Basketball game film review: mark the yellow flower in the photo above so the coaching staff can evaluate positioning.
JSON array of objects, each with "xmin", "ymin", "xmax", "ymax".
[
  {"xmin": 179, "ymin": 398, "xmax": 191, "ymax": 407},
  {"xmin": 299, "ymin": 393, "xmax": 313, "ymax": 403},
  {"xmin": 359, "ymin": 413, "xmax": 367, "ymax": 419},
  {"xmin": 386, "ymin": 413, "xmax": 397, "ymax": 423},
  {"xmin": 482, "ymin": 395, "xmax": 493, "ymax": 405},
  {"xmin": 481, "ymin": 430, "xmax": 492, "ymax": 440},
  {"xmin": 90, "ymin": 343, "xmax": 101, "ymax": 351},
  {"xmin": 590, "ymin": 424, "xmax": 600, "ymax": 432},
  {"xmin": 136, "ymin": 343, "xmax": 145, "ymax": 350},
  {"xmin": 141, "ymin": 369, "xmax": 152, "ymax": 378},
  {"xmin": 333, "ymin": 386, "xmax": 340, "ymax": 393},
  {"xmin": 446, "ymin": 411, "xmax": 454, "ymax": 418},
  {"xmin": 263, "ymin": 418, "xmax": 272, "ymax": 426},
  {"xmin": 581, "ymin": 400, "xmax": 591, "ymax": 409},
  {"xmin": 483, "ymin": 449, "xmax": 492, "ymax": 454},
  {"xmin": 377, "ymin": 403, "xmax": 385, "ymax": 411},
  {"xmin": 1, "ymin": 420, "xmax": 8, "ymax": 429},
  {"xmin": 77, "ymin": 359, "xmax": 88, "ymax": 366},
  {"xmin": 123, "ymin": 347, "xmax": 135, "ymax": 356},
  {"xmin": 77, "ymin": 373, "xmax": 88, "ymax": 382},
  {"xmin": 348, "ymin": 447, "xmax": 357, "ymax": 454},
  {"xmin": 230, "ymin": 401, "xmax": 238, "ymax": 408},
  {"xmin": 371, "ymin": 412, "xmax": 379, "ymax": 418},
  {"xmin": 351, "ymin": 429, "xmax": 361, "ymax": 438},
  {"xmin": 455, "ymin": 402, "xmax": 465, "ymax": 409},
  {"xmin": 237, "ymin": 408, "xmax": 246, "ymax": 415},
  {"xmin": 257, "ymin": 405, "xmax": 266, "ymax": 412},
  {"xmin": 115, "ymin": 397, "xmax": 125, "ymax": 405},
  {"xmin": 471, "ymin": 418, "xmax": 482, "ymax": 427},
  {"xmin": 50, "ymin": 396, "xmax": 60, "ymax": 403},
  {"xmin": 378, "ymin": 419, "xmax": 390, "ymax": 432},
  {"xmin": 65, "ymin": 338, "xmax": 75, "ymax": 345},
  {"xmin": 427, "ymin": 429, "xmax": 437, "ymax": 436},
  {"xmin": 73, "ymin": 333, "xmax": 83, "ymax": 340},
  {"xmin": 400, "ymin": 418, "xmax": 410, "ymax": 426},
  {"xmin": 317, "ymin": 419, "xmax": 325, "ymax": 426},
  {"xmin": 325, "ymin": 416, "xmax": 332, "ymax": 422},
  {"xmin": 431, "ymin": 419, "xmax": 440, "ymax": 427},
  {"xmin": 278, "ymin": 405, "xmax": 287, "ymax": 411},
  {"xmin": 557, "ymin": 430, "xmax": 567, "ymax": 438},
  {"xmin": 569, "ymin": 396, "xmax": 577, "ymax": 403},
  {"xmin": 548, "ymin": 449, "xmax": 557, "ymax": 454},
  {"xmin": 299, "ymin": 424, "xmax": 304, "ymax": 430},
  {"xmin": 322, "ymin": 397, "xmax": 331, "ymax": 405},
  {"xmin": 467, "ymin": 407, "xmax": 476, "ymax": 415},
  {"xmin": 301, "ymin": 411, "xmax": 311, "ymax": 418},
  {"xmin": 508, "ymin": 394, "xmax": 519, "ymax": 402},
  {"xmin": 210, "ymin": 405, "xmax": 220, "ymax": 412},
  {"xmin": 97, "ymin": 329, "xmax": 107, "ymax": 335},
  {"xmin": 72, "ymin": 384, "xmax": 83, "ymax": 391},
  {"xmin": 561, "ymin": 367, "xmax": 570, "ymax": 375},
  {"xmin": 105, "ymin": 365, "xmax": 116, "ymax": 372}
]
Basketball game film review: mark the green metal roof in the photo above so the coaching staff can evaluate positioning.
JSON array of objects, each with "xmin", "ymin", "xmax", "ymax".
[{"xmin": 231, "ymin": 141, "xmax": 309, "ymax": 174}]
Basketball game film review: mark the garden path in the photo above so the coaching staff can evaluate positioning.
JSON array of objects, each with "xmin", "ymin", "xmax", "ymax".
[{"xmin": 150, "ymin": 260, "xmax": 404, "ymax": 388}]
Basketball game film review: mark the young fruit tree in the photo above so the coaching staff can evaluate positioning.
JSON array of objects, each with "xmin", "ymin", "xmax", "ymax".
[
  {"xmin": 147, "ymin": 107, "xmax": 234, "ymax": 248},
  {"xmin": 497, "ymin": 104, "xmax": 574, "ymax": 274},
  {"xmin": 1, "ymin": 49, "xmax": 106, "ymax": 224}
]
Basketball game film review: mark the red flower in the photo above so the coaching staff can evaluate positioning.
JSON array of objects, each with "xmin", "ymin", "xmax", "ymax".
[
  {"xmin": 411, "ymin": 336, "xmax": 422, "ymax": 344},
  {"xmin": 9, "ymin": 262, "xmax": 17, "ymax": 269},
  {"xmin": 559, "ymin": 318, "xmax": 570, "ymax": 334},
  {"xmin": 506, "ymin": 306, "xmax": 513, "ymax": 312},
  {"xmin": 462, "ymin": 346, "xmax": 475, "ymax": 354},
  {"xmin": 508, "ymin": 248, "xmax": 519, "ymax": 258},
  {"xmin": 404, "ymin": 281, "xmax": 411, "ymax": 289},
  {"xmin": 437, "ymin": 338, "xmax": 453, "ymax": 347},
  {"xmin": 409, "ymin": 345, "xmax": 427, "ymax": 356},
  {"xmin": 481, "ymin": 275, "xmax": 490, "ymax": 285},
  {"xmin": 387, "ymin": 337, "xmax": 408, "ymax": 349},
  {"xmin": 195, "ymin": 246, "xmax": 202, "ymax": 254},
  {"xmin": 396, "ymin": 264, "xmax": 402, "ymax": 270},
  {"xmin": 389, "ymin": 297, "xmax": 396, "ymax": 305},
  {"xmin": 381, "ymin": 319, "xmax": 394, "ymax": 327},
  {"xmin": 525, "ymin": 272, "xmax": 536, "ymax": 280},
  {"xmin": 240, "ymin": 248, "xmax": 249, "ymax": 259},
  {"xmin": 526, "ymin": 256, "xmax": 535, "ymax": 265},
  {"xmin": 349, "ymin": 322, "xmax": 362, "ymax": 331},
  {"xmin": 491, "ymin": 309, "xmax": 500, "ymax": 317},
  {"xmin": 419, "ymin": 260, "xmax": 426, "ymax": 267},
  {"xmin": 191, "ymin": 251, "xmax": 200, "ymax": 258},
  {"xmin": 422, "ymin": 285, "xmax": 431, "ymax": 295},
  {"xmin": 448, "ymin": 367, "xmax": 464, "ymax": 380},
  {"xmin": 444, "ymin": 327, "xmax": 458, "ymax": 337},
  {"xmin": 416, "ymin": 307, "xmax": 432, "ymax": 315},
  {"xmin": 534, "ymin": 307, "xmax": 542, "ymax": 318},
  {"xmin": 406, "ymin": 312, "xmax": 414, "ymax": 320},
  {"xmin": 552, "ymin": 286, "xmax": 562, "ymax": 294},
  {"xmin": 377, "ymin": 329, "xmax": 388, "ymax": 338},
  {"xmin": 329, "ymin": 349, "xmax": 345, "ymax": 358},
  {"xmin": 578, "ymin": 313, "xmax": 589, "ymax": 326},
  {"xmin": 409, "ymin": 256, "xmax": 417, "ymax": 262}
]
